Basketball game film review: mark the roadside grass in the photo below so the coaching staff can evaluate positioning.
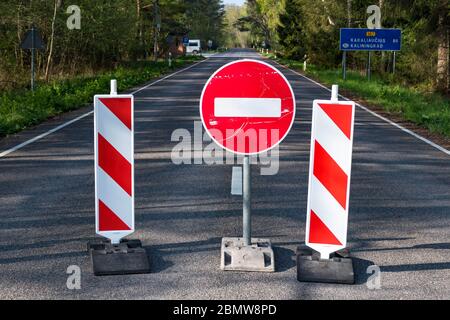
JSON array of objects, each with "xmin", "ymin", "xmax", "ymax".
[
  {"xmin": 0, "ymin": 56, "xmax": 203, "ymax": 137},
  {"xmin": 266, "ymin": 54, "xmax": 450, "ymax": 138}
]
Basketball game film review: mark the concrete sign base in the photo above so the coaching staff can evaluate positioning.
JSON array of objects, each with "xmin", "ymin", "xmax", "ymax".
[
  {"xmin": 88, "ymin": 239, "xmax": 150, "ymax": 276},
  {"xmin": 220, "ymin": 237, "xmax": 275, "ymax": 272},
  {"xmin": 296, "ymin": 245, "xmax": 354, "ymax": 284}
]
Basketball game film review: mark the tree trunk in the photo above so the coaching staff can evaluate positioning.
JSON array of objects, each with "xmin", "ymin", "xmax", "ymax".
[
  {"xmin": 436, "ymin": 1, "xmax": 449, "ymax": 93},
  {"xmin": 17, "ymin": 3, "xmax": 24, "ymax": 69},
  {"xmin": 347, "ymin": 0, "xmax": 351, "ymax": 27},
  {"xmin": 45, "ymin": 0, "xmax": 59, "ymax": 81},
  {"xmin": 136, "ymin": 0, "xmax": 144, "ymax": 59}
]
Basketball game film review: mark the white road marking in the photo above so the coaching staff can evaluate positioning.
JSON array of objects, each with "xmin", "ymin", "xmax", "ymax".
[
  {"xmin": 0, "ymin": 112, "xmax": 93, "ymax": 158},
  {"xmin": 214, "ymin": 98, "xmax": 281, "ymax": 118},
  {"xmin": 273, "ymin": 60, "xmax": 450, "ymax": 156},
  {"xmin": 0, "ymin": 59, "xmax": 208, "ymax": 158}
]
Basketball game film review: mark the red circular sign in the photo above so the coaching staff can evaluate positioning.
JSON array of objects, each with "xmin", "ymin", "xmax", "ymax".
[{"xmin": 200, "ymin": 59, "xmax": 296, "ymax": 155}]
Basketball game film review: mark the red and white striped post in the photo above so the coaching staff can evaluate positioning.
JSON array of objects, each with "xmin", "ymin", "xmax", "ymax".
[
  {"xmin": 94, "ymin": 80, "xmax": 134, "ymax": 244},
  {"xmin": 305, "ymin": 85, "xmax": 355, "ymax": 260}
]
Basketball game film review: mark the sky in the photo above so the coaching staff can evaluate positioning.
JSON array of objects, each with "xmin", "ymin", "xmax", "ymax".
[{"xmin": 223, "ymin": 0, "xmax": 245, "ymax": 6}]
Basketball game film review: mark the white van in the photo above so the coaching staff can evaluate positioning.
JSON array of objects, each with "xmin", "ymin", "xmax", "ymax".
[{"xmin": 186, "ymin": 39, "xmax": 201, "ymax": 55}]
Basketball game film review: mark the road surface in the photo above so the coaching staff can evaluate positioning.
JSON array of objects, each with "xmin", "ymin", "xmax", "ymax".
[{"xmin": 0, "ymin": 49, "xmax": 449, "ymax": 299}]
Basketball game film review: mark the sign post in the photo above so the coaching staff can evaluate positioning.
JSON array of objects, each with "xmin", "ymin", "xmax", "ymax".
[
  {"xmin": 21, "ymin": 26, "xmax": 45, "ymax": 91},
  {"xmin": 297, "ymin": 85, "xmax": 356, "ymax": 284},
  {"xmin": 31, "ymin": 27, "xmax": 35, "ymax": 91},
  {"xmin": 200, "ymin": 59, "xmax": 296, "ymax": 272},
  {"xmin": 342, "ymin": 51, "xmax": 347, "ymax": 80},
  {"xmin": 88, "ymin": 80, "xmax": 150, "ymax": 276},
  {"xmin": 242, "ymin": 155, "xmax": 251, "ymax": 246},
  {"xmin": 393, "ymin": 51, "xmax": 396, "ymax": 74}
]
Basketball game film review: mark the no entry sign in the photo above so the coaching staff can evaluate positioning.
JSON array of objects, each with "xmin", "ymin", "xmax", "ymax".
[
  {"xmin": 94, "ymin": 94, "xmax": 134, "ymax": 244},
  {"xmin": 200, "ymin": 59, "xmax": 296, "ymax": 155}
]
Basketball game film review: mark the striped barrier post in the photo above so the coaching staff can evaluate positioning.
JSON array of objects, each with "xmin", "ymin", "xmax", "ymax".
[
  {"xmin": 297, "ymin": 85, "xmax": 356, "ymax": 284},
  {"xmin": 94, "ymin": 80, "xmax": 134, "ymax": 244},
  {"xmin": 88, "ymin": 80, "xmax": 149, "ymax": 276}
]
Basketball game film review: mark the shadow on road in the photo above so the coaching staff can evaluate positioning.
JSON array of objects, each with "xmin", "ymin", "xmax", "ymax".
[{"xmin": 381, "ymin": 262, "xmax": 450, "ymax": 272}]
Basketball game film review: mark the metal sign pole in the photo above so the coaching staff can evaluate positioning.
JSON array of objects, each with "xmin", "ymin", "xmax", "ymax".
[
  {"xmin": 367, "ymin": 51, "xmax": 372, "ymax": 81},
  {"xmin": 342, "ymin": 51, "xmax": 347, "ymax": 80},
  {"xmin": 243, "ymin": 155, "xmax": 251, "ymax": 246},
  {"xmin": 393, "ymin": 51, "xmax": 396, "ymax": 75},
  {"xmin": 31, "ymin": 26, "xmax": 35, "ymax": 91}
]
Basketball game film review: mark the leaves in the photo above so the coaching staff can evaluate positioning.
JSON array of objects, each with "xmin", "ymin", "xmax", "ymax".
[{"xmin": 0, "ymin": 1, "xmax": 225, "ymax": 89}]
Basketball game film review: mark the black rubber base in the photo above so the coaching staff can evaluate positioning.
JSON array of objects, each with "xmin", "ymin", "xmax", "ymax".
[
  {"xmin": 88, "ymin": 239, "xmax": 150, "ymax": 276},
  {"xmin": 296, "ymin": 245, "xmax": 355, "ymax": 284}
]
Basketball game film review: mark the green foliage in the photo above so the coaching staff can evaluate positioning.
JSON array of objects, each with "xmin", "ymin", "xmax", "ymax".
[
  {"xmin": 236, "ymin": 0, "xmax": 284, "ymax": 48},
  {"xmin": 277, "ymin": 0, "xmax": 305, "ymax": 60},
  {"xmin": 267, "ymin": 0, "xmax": 449, "ymax": 92},
  {"xmin": 224, "ymin": 5, "xmax": 250, "ymax": 48},
  {"xmin": 185, "ymin": 0, "xmax": 226, "ymax": 49},
  {"xmin": 0, "ymin": 1, "xmax": 225, "ymax": 90},
  {"xmin": 0, "ymin": 56, "xmax": 202, "ymax": 137}
]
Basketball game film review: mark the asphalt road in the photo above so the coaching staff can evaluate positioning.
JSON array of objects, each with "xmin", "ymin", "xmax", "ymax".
[{"xmin": 0, "ymin": 49, "xmax": 449, "ymax": 300}]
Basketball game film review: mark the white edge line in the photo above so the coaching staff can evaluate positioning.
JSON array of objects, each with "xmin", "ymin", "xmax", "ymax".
[
  {"xmin": 273, "ymin": 60, "xmax": 450, "ymax": 157},
  {"xmin": 0, "ymin": 58, "xmax": 208, "ymax": 158},
  {"xmin": 0, "ymin": 112, "xmax": 93, "ymax": 158}
]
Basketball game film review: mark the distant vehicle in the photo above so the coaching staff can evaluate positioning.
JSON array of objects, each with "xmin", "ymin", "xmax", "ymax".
[{"xmin": 186, "ymin": 39, "xmax": 201, "ymax": 55}]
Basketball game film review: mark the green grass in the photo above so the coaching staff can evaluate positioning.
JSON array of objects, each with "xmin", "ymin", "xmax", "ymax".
[
  {"xmin": 265, "ymin": 53, "xmax": 450, "ymax": 138},
  {"xmin": 0, "ymin": 56, "xmax": 203, "ymax": 137}
]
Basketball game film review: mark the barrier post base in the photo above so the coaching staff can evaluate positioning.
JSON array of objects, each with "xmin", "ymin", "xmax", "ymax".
[
  {"xmin": 220, "ymin": 237, "xmax": 275, "ymax": 272},
  {"xmin": 88, "ymin": 239, "xmax": 150, "ymax": 276},
  {"xmin": 296, "ymin": 245, "xmax": 354, "ymax": 284}
]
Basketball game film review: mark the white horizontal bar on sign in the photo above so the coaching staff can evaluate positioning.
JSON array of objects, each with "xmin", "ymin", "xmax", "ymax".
[{"xmin": 214, "ymin": 98, "xmax": 281, "ymax": 118}]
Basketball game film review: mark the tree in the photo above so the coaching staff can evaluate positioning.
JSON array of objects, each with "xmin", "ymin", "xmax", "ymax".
[
  {"xmin": 44, "ymin": 0, "xmax": 60, "ymax": 81},
  {"xmin": 235, "ymin": 0, "xmax": 284, "ymax": 49},
  {"xmin": 224, "ymin": 4, "xmax": 249, "ymax": 48},
  {"xmin": 436, "ymin": 0, "xmax": 449, "ymax": 93},
  {"xmin": 185, "ymin": 0, "xmax": 226, "ymax": 50},
  {"xmin": 277, "ymin": 0, "xmax": 305, "ymax": 60}
]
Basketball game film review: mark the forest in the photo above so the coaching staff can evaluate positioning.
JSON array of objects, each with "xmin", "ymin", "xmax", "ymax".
[
  {"xmin": 234, "ymin": 0, "xmax": 449, "ymax": 94},
  {"xmin": 1, "ymin": 1, "xmax": 447, "ymax": 93},
  {"xmin": 0, "ymin": 0, "xmax": 226, "ymax": 90},
  {"xmin": 0, "ymin": 1, "xmax": 448, "ymax": 138}
]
